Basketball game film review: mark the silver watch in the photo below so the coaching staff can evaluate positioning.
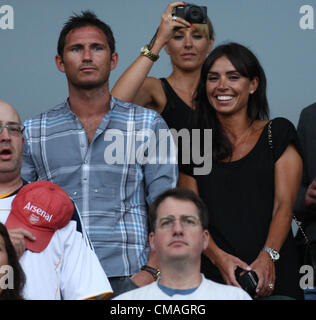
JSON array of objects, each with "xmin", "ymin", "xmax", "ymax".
[{"xmin": 262, "ymin": 247, "xmax": 280, "ymax": 262}]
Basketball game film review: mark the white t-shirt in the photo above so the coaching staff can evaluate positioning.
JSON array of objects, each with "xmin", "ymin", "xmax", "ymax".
[
  {"xmin": 0, "ymin": 191, "xmax": 112, "ymax": 300},
  {"xmin": 114, "ymin": 274, "xmax": 252, "ymax": 300}
]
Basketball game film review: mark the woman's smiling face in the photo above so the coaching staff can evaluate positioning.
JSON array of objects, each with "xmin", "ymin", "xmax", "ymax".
[{"xmin": 206, "ymin": 55, "xmax": 258, "ymax": 117}]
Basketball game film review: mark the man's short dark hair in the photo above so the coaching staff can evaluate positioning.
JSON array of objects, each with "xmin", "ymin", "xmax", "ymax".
[
  {"xmin": 149, "ymin": 188, "xmax": 209, "ymax": 232},
  {"xmin": 57, "ymin": 10, "xmax": 115, "ymax": 58}
]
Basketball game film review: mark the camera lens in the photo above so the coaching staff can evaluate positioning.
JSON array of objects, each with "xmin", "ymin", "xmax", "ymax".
[{"xmin": 188, "ymin": 5, "xmax": 203, "ymax": 23}]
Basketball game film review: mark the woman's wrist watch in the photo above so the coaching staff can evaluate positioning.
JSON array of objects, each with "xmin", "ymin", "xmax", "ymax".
[
  {"xmin": 262, "ymin": 247, "xmax": 280, "ymax": 262},
  {"xmin": 140, "ymin": 45, "xmax": 159, "ymax": 62}
]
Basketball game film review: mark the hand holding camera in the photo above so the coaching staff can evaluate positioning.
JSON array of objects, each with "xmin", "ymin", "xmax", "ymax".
[
  {"xmin": 172, "ymin": 2, "xmax": 207, "ymax": 24},
  {"xmin": 149, "ymin": 2, "xmax": 207, "ymax": 51}
]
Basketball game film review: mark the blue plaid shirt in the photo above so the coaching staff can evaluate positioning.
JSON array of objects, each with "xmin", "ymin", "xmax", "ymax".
[{"xmin": 21, "ymin": 96, "xmax": 178, "ymax": 277}]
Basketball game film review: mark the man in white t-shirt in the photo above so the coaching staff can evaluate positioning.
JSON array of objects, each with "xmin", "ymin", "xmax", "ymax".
[
  {"xmin": 115, "ymin": 188, "xmax": 251, "ymax": 300},
  {"xmin": 0, "ymin": 100, "xmax": 112, "ymax": 299}
]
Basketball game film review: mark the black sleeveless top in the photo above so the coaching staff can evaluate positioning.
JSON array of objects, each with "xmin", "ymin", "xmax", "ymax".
[
  {"xmin": 160, "ymin": 78, "xmax": 194, "ymax": 132},
  {"xmin": 160, "ymin": 78, "xmax": 196, "ymax": 175},
  {"xmin": 195, "ymin": 118, "xmax": 303, "ymax": 299}
]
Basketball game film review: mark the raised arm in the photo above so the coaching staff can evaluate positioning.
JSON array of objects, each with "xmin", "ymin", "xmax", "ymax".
[{"xmin": 111, "ymin": 2, "xmax": 190, "ymax": 107}]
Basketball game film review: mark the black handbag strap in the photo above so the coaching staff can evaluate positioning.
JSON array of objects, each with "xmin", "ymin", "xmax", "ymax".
[
  {"xmin": 294, "ymin": 216, "xmax": 310, "ymax": 245},
  {"xmin": 268, "ymin": 120, "xmax": 309, "ymax": 245}
]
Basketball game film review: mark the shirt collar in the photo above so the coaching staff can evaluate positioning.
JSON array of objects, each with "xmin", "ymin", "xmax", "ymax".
[{"xmin": 64, "ymin": 96, "xmax": 116, "ymax": 112}]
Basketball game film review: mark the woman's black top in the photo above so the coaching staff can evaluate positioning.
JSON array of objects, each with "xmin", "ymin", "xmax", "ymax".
[
  {"xmin": 160, "ymin": 78, "xmax": 196, "ymax": 175},
  {"xmin": 160, "ymin": 78, "xmax": 194, "ymax": 132},
  {"xmin": 195, "ymin": 117, "xmax": 303, "ymax": 299}
]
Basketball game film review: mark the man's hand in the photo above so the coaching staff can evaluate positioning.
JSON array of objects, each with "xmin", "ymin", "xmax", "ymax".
[
  {"xmin": 305, "ymin": 178, "xmax": 316, "ymax": 209},
  {"xmin": 130, "ymin": 270, "xmax": 155, "ymax": 287},
  {"xmin": 8, "ymin": 228, "xmax": 36, "ymax": 259}
]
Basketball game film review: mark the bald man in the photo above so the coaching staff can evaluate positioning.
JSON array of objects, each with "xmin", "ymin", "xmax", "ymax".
[
  {"xmin": 0, "ymin": 100, "xmax": 23, "ymax": 185},
  {"xmin": 0, "ymin": 100, "xmax": 113, "ymax": 299},
  {"xmin": 0, "ymin": 100, "xmax": 35, "ymax": 255}
]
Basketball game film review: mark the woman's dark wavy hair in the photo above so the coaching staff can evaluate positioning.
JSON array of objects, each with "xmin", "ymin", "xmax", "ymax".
[
  {"xmin": 193, "ymin": 42, "xmax": 270, "ymax": 161},
  {"xmin": 0, "ymin": 223, "xmax": 25, "ymax": 300}
]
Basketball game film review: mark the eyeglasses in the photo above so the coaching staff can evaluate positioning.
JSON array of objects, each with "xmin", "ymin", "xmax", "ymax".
[
  {"xmin": 157, "ymin": 215, "xmax": 201, "ymax": 230},
  {"xmin": 0, "ymin": 124, "xmax": 25, "ymax": 136}
]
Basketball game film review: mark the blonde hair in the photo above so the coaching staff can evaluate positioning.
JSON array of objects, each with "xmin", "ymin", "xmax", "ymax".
[{"xmin": 193, "ymin": 17, "xmax": 214, "ymax": 42}]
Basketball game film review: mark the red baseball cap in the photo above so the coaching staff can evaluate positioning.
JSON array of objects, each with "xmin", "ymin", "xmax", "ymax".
[{"xmin": 5, "ymin": 181, "xmax": 74, "ymax": 253}]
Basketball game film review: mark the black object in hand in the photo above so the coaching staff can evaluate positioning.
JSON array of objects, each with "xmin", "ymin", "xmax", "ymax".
[
  {"xmin": 173, "ymin": 4, "xmax": 207, "ymax": 24},
  {"xmin": 237, "ymin": 270, "xmax": 258, "ymax": 297}
]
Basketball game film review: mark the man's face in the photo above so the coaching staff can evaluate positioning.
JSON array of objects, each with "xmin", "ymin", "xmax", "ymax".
[
  {"xmin": 149, "ymin": 197, "xmax": 209, "ymax": 264},
  {"xmin": 55, "ymin": 25, "xmax": 118, "ymax": 90},
  {"xmin": 0, "ymin": 102, "xmax": 24, "ymax": 175}
]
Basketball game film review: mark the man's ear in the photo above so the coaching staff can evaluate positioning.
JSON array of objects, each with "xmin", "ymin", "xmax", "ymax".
[
  {"xmin": 110, "ymin": 52, "xmax": 119, "ymax": 71},
  {"xmin": 202, "ymin": 230, "xmax": 210, "ymax": 251},
  {"xmin": 149, "ymin": 232, "xmax": 156, "ymax": 252},
  {"xmin": 55, "ymin": 54, "xmax": 65, "ymax": 73}
]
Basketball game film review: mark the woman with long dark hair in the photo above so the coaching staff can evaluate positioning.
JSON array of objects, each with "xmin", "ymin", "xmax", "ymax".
[
  {"xmin": 0, "ymin": 223, "xmax": 25, "ymax": 300},
  {"xmin": 182, "ymin": 42, "xmax": 304, "ymax": 299}
]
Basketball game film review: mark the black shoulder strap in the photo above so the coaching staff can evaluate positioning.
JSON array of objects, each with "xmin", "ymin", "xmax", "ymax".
[
  {"xmin": 267, "ymin": 119, "xmax": 276, "ymax": 161},
  {"xmin": 267, "ymin": 120, "xmax": 273, "ymax": 150},
  {"xmin": 268, "ymin": 118, "xmax": 309, "ymax": 242}
]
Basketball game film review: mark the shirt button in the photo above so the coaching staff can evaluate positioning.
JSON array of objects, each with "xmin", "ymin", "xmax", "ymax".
[
  {"xmin": 84, "ymin": 160, "xmax": 88, "ymax": 164},
  {"xmin": 73, "ymin": 191, "xmax": 77, "ymax": 196},
  {"xmin": 94, "ymin": 189, "xmax": 98, "ymax": 193}
]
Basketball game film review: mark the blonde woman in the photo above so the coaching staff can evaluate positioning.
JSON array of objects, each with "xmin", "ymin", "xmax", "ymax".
[{"xmin": 112, "ymin": 2, "xmax": 214, "ymax": 178}]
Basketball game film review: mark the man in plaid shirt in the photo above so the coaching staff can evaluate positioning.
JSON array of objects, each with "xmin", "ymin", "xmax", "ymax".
[{"xmin": 21, "ymin": 11, "xmax": 178, "ymax": 297}]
